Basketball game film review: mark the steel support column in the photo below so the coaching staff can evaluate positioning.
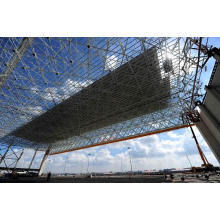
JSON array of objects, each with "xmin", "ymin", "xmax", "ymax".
[
  {"xmin": 28, "ymin": 148, "xmax": 38, "ymax": 172},
  {"xmin": 38, "ymin": 148, "xmax": 50, "ymax": 176}
]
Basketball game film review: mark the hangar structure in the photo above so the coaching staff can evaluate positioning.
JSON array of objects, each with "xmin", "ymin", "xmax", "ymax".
[
  {"xmin": 195, "ymin": 61, "xmax": 220, "ymax": 163},
  {"xmin": 0, "ymin": 37, "xmax": 219, "ymax": 173}
]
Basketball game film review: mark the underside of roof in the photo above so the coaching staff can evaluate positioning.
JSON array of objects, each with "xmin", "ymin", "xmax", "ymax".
[
  {"xmin": 13, "ymin": 47, "xmax": 171, "ymax": 143},
  {"xmin": 0, "ymin": 37, "xmax": 209, "ymax": 154}
]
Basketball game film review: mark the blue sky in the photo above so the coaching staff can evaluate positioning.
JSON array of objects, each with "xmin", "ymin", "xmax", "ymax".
[{"xmin": 1, "ymin": 37, "xmax": 220, "ymax": 173}]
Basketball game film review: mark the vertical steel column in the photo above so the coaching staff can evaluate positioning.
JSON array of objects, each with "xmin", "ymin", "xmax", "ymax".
[
  {"xmin": 28, "ymin": 148, "xmax": 38, "ymax": 172},
  {"xmin": 38, "ymin": 148, "xmax": 50, "ymax": 176}
]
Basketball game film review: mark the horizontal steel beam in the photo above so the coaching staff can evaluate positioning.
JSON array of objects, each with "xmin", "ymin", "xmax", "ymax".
[{"xmin": 50, "ymin": 124, "xmax": 195, "ymax": 155}]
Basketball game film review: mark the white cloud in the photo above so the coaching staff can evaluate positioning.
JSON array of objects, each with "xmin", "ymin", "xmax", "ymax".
[
  {"xmin": 167, "ymin": 131, "xmax": 180, "ymax": 139},
  {"xmin": 16, "ymin": 149, "xmax": 44, "ymax": 168},
  {"xmin": 33, "ymin": 79, "xmax": 94, "ymax": 104},
  {"xmin": 12, "ymin": 127, "xmax": 219, "ymax": 174},
  {"xmin": 43, "ymin": 87, "xmax": 61, "ymax": 102},
  {"xmin": 22, "ymin": 106, "xmax": 44, "ymax": 116},
  {"xmin": 62, "ymin": 79, "xmax": 93, "ymax": 98},
  {"xmin": 105, "ymin": 55, "xmax": 118, "ymax": 71}
]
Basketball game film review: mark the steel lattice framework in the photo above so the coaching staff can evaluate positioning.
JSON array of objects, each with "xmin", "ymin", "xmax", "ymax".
[{"xmin": 0, "ymin": 37, "xmax": 209, "ymax": 154}]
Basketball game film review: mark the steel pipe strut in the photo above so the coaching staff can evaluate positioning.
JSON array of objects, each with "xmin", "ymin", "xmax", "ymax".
[{"xmin": 0, "ymin": 38, "xmax": 34, "ymax": 88}]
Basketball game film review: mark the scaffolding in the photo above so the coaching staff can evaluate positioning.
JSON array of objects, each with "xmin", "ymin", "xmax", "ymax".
[{"xmin": 0, "ymin": 37, "xmax": 210, "ymax": 155}]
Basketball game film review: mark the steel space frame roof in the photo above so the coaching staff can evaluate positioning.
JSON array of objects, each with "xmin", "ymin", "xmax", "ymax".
[{"xmin": 0, "ymin": 37, "xmax": 209, "ymax": 154}]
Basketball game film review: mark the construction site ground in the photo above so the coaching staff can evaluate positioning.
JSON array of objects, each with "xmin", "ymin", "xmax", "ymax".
[{"xmin": 1, "ymin": 172, "xmax": 220, "ymax": 183}]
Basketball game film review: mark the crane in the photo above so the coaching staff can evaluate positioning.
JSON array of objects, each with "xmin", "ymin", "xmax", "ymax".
[{"xmin": 185, "ymin": 110, "xmax": 214, "ymax": 171}]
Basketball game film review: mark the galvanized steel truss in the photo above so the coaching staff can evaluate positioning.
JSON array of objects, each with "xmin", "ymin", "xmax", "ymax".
[
  {"xmin": 0, "ymin": 37, "xmax": 210, "ymax": 154},
  {"xmin": 0, "ymin": 143, "xmax": 24, "ymax": 170}
]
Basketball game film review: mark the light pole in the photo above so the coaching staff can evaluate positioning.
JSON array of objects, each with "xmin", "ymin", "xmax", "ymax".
[
  {"xmin": 87, "ymin": 153, "xmax": 91, "ymax": 174},
  {"xmin": 48, "ymin": 159, "xmax": 52, "ymax": 173},
  {"xmin": 185, "ymin": 151, "xmax": 193, "ymax": 169},
  {"xmin": 80, "ymin": 161, "xmax": 83, "ymax": 175},
  {"xmin": 121, "ymin": 158, "xmax": 123, "ymax": 173},
  {"xmin": 63, "ymin": 159, "xmax": 67, "ymax": 174},
  {"xmin": 127, "ymin": 147, "xmax": 133, "ymax": 174}
]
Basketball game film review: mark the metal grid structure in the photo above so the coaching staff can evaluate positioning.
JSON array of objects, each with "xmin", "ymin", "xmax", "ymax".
[
  {"xmin": 0, "ymin": 143, "xmax": 24, "ymax": 170},
  {"xmin": 0, "ymin": 37, "xmax": 210, "ymax": 154}
]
